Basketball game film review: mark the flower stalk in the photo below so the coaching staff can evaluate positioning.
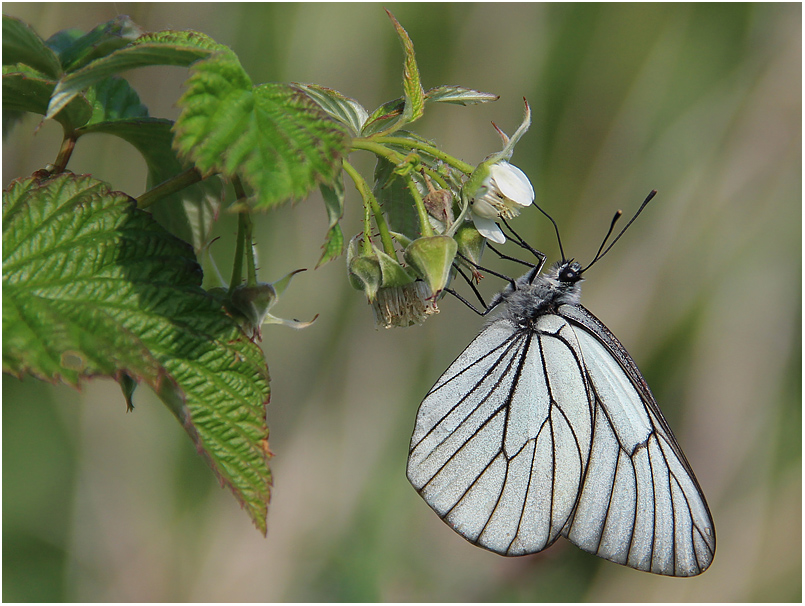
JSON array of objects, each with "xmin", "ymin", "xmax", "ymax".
[
  {"xmin": 343, "ymin": 160, "xmax": 396, "ymax": 257},
  {"xmin": 405, "ymin": 173, "xmax": 435, "ymax": 238}
]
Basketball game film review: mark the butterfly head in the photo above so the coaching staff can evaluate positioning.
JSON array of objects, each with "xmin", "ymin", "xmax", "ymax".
[
  {"xmin": 540, "ymin": 260, "xmax": 584, "ymax": 304},
  {"xmin": 557, "ymin": 260, "xmax": 583, "ymax": 284}
]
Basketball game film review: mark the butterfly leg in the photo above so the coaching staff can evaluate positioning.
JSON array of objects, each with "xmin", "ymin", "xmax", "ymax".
[
  {"xmin": 447, "ymin": 254, "xmax": 515, "ymax": 316},
  {"xmin": 443, "ymin": 287, "xmax": 488, "ymax": 315},
  {"xmin": 453, "ymin": 264, "xmax": 487, "ymax": 308},
  {"xmin": 499, "ymin": 217, "xmax": 547, "ymax": 273}
]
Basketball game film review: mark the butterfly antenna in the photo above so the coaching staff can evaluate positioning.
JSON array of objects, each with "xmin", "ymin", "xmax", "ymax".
[
  {"xmin": 582, "ymin": 189, "xmax": 657, "ymax": 273},
  {"xmin": 527, "ymin": 202, "xmax": 567, "ymax": 262},
  {"xmin": 499, "ymin": 218, "xmax": 547, "ymax": 269},
  {"xmin": 589, "ymin": 209, "xmax": 623, "ymax": 267}
]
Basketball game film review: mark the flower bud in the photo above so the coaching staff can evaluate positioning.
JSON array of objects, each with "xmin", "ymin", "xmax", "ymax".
[
  {"xmin": 347, "ymin": 235, "xmax": 383, "ymax": 301},
  {"xmin": 403, "ymin": 235, "xmax": 457, "ymax": 297},
  {"xmin": 374, "ymin": 245, "xmax": 416, "ymax": 288},
  {"xmin": 228, "ymin": 270, "xmax": 316, "ymax": 341},
  {"xmin": 453, "ymin": 222, "xmax": 486, "ymax": 268}
]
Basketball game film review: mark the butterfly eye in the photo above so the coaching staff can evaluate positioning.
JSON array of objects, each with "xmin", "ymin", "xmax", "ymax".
[{"xmin": 559, "ymin": 265, "xmax": 581, "ymax": 283}]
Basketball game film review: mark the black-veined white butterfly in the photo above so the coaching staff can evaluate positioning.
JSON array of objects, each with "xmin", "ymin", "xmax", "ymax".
[{"xmin": 407, "ymin": 192, "xmax": 715, "ymax": 576}]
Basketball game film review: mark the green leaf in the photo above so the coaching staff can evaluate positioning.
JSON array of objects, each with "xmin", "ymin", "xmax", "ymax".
[
  {"xmin": 55, "ymin": 15, "xmax": 143, "ymax": 72},
  {"xmin": 385, "ymin": 10, "xmax": 425, "ymax": 126},
  {"xmin": 2, "ymin": 15, "xmax": 61, "ymax": 78},
  {"xmin": 294, "ymin": 83, "xmax": 368, "ymax": 136},
  {"xmin": 2, "ymin": 65, "xmax": 93, "ymax": 131},
  {"xmin": 47, "ymin": 30, "xmax": 228, "ymax": 120},
  {"xmin": 178, "ymin": 185, "xmax": 223, "ymax": 251},
  {"xmin": 3, "ymin": 172, "xmax": 272, "ymax": 533},
  {"xmin": 373, "ymin": 156, "xmax": 419, "ymax": 241},
  {"xmin": 317, "ymin": 177, "xmax": 345, "ymax": 267},
  {"xmin": 76, "ymin": 116, "xmax": 222, "ymax": 247},
  {"xmin": 425, "ymin": 85, "xmax": 499, "ymax": 106},
  {"xmin": 44, "ymin": 28, "xmax": 84, "ymax": 58},
  {"xmin": 361, "ymin": 87, "xmax": 499, "ymax": 136},
  {"xmin": 319, "ymin": 224, "xmax": 344, "ymax": 269},
  {"xmin": 173, "ymin": 52, "xmax": 351, "ymax": 209},
  {"xmin": 85, "ymin": 76, "xmax": 149, "ymax": 124},
  {"xmin": 361, "ymin": 97, "xmax": 404, "ymax": 137}
]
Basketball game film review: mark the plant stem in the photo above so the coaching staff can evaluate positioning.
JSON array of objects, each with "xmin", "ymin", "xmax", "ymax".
[
  {"xmin": 52, "ymin": 134, "xmax": 77, "ymax": 174},
  {"xmin": 351, "ymin": 139, "xmax": 403, "ymax": 164},
  {"xmin": 242, "ymin": 211, "xmax": 257, "ymax": 286},
  {"xmin": 358, "ymin": 136, "xmax": 474, "ymax": 174},
  {"xmin": 136, "ymin": 167, "xmax": 203, "ymax": 209},
  {"xmin": 229, "ymin": 176, "xmax": 252, "ymax": 292},
  {"xmin": 351, "ymin": 139, "xmax": 453, "ymax": 193},
  {"xmin": 230, "ymin": 214, "xmax": 246, "ymax": 293},
  {"xmin": 343, "ymin": 160, "xmax": 396, "ymax": 257},
  {"xmin": 405, "ymin": 174, "xmax": 434, "ymax": 237}
]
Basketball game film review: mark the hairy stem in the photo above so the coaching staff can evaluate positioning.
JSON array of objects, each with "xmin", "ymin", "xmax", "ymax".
[
  {"xmin": 360, "ymin": 136, "xmax": 474, "ymax": 174},
  {"xmin": 343, "ymin": 160, "xmax": 396, "ymax": 257},
  {"xmin": 405, "ymin": 174, "xmax": 434, "ymax": 238}
]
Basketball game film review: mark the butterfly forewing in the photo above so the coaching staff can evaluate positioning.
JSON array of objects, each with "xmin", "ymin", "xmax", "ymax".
[{"xmin": 409, "ymin": 314, "xmax": 599, "ymax": 556}]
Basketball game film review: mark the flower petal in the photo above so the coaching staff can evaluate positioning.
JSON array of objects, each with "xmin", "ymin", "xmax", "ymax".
[
  {"xmin": 471, "ymin": 189, "xmax": 500, "ymax": 219},
  {"xmin": 472, "ymin": 214, "xmax": 506, "ymax": 244},
  {"xmin": 490, "ymin": 162, "xmax": 534, "ymax": 207}
]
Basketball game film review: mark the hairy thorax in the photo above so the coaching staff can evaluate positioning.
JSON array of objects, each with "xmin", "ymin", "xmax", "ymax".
[{"xmin": 498, "ymin": 263, "xmax": 583, "ymax": 326}]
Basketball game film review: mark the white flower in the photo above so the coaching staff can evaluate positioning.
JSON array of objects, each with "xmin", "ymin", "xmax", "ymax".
[{"xmin": 470, "ymin": 162, "xmax": 534, "ymax": 244}]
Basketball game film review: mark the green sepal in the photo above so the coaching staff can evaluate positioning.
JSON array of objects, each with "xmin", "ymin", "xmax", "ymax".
[
  {"xmin": 347, "ymin": 235, "xmax": 382, "ymax": 301},
  {"xmin": 454, "ymin": 221, "xmax": 486, "ymax": 267},
  {"xmin": 118, "ymin": 371, "xmax": 137, "ymax": 412},
  {"xmin": 403, "ymin": 235, "xmax": 457, "ymax": 297},
  {"xmin": 227, "ymin": 270, "xmax": 316, "ymax": 340},
  {"xmin": 374, "ymin": 245, "xmax": 415, "ymax": 288}
]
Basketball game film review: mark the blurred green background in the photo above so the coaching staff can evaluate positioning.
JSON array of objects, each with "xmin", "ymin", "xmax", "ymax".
[{"xmin": 3, "ymin": 2, "xmax": 801, "ymax": 601}]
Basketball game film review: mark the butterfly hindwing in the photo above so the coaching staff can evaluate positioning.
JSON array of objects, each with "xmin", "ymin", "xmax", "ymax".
[{"xmin": 559, "ymin": 304, "xmax": 716, "ymax": 576}]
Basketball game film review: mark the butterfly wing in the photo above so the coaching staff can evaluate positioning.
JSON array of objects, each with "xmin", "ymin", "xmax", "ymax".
[
  {"xmin": 559, "ymin": 304, "xmax": 716, "ymax": 576},
  {"xmin": 407, "ymin": 304, "xmax": 715, "ymax": 576},
  {"xmin": 407, "ymin": 314, "xmax": 594, "ymax": 556}
]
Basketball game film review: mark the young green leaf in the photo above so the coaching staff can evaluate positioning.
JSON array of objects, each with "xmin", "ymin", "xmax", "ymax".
[
  {"xmin": 317, "ymin": 177, "xmax": 345, "ymax": 267},
  {"xmin": 173, "ymin": 52, "xmax": 351, "ymax": 209},
  {"xmin": 47, "ymin": 30, "xmax": 228, "ymax": 120},
  {"xmin": 373, "ymin": 156, "xmax": 420, "ymax": 241},
  {"xmin": 3, "ymin": 172, "xmax": 272, "ymax": 533},
  {"xmin": 44, "ymin": 28, "xmax": 85, "ymax": 58},
  {"xmin": 361, "ymin": 97, "xmax": 404, "ymax": 137},
  {"xmin": 55, "ymin": 15, "xmax": 143, "ymax": 72},
  {"xmin": 3, "ymin": 64, "xmax": 93, "ymax": 131},
  {"xmin": 294, "ymin": 83, "xmax": 368, "ymax": 136},
  {"xmin": 425, "ymin": 85, "xmax": 499, "ymax": 106},
  {"xmin": 385, "ymin": 10, "xmax": 425, "ymax": 126},
  {"xmin": 2, "ymin": 15, "xmax": 62, "ymax": 79}
]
